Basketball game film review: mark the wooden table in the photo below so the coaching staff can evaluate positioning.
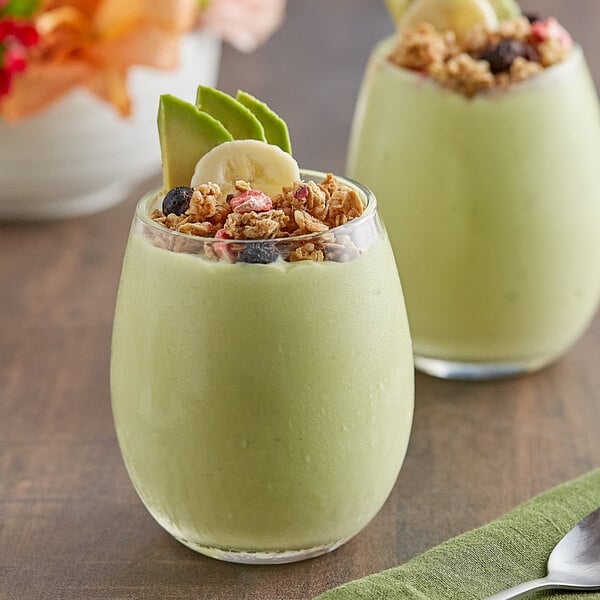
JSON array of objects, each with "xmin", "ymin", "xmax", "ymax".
[{"xmin": 2, "ymin": 1, "xmax": 599, "ymax": 598}]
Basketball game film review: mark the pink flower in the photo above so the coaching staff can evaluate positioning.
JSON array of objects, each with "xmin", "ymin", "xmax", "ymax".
[{"xmin": 200, "ymin": 0, "xmax": 285, "ymax": 53}]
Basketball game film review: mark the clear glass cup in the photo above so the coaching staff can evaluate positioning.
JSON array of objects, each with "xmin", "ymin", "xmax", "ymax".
[
  {"xmin": 110, "ymin": 171, "xmax": 414, "ymax": 564},
  {"xmin": 348, "ymin": 39, "xmax": 600, "ymax": 380}
]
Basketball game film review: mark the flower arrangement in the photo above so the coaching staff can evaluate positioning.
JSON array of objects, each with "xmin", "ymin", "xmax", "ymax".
[{"xmin": 0, "ymin": 0, "xmax": 285, "ymax": 122}]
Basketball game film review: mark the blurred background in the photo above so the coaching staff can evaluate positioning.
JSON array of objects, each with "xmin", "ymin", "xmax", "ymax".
[
  {"xmin": 0, "ymin": 0, "xmax": 597, "ymax": 216},
  {"xmin": 222, "ymin": 0, "xmax": 600, "ymax": 175},
  {"xmin": 2, "ymin": 2, "xmax": 600, "ymax": 599}
]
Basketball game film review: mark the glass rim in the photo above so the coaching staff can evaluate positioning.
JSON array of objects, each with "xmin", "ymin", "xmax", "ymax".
[{"xmin": 134, "ymin": 169, "xmax": 378, "ymax": 245}]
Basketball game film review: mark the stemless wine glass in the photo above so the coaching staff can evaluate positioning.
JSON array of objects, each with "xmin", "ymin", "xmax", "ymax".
[
  {"xmin": 348, "ymin": 39, "xmax": 600, "ymax": 380},
  {"xmin": 110, "ymin": 171, "xmax": 414, "ymax": 564}
]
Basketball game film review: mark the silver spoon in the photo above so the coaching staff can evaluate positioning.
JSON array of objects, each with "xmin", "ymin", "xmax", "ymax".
[{"xmin": 484, "ymin": 507, "xmax": 600, "ymax": 599}]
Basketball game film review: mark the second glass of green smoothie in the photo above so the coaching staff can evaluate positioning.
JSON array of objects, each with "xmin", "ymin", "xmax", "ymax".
[{"xmin": 348, "ymin": 7, "xmax": 600, "ymax": 380}]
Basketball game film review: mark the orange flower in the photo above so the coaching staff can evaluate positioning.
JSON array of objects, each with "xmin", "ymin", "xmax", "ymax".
[
  {"xmin": 1, "ymin": 0, "xmax": 197, "ymax": 122},
  {"xmin": 1, "ymin": 0, "xmax": 287, "ymax": 122}
]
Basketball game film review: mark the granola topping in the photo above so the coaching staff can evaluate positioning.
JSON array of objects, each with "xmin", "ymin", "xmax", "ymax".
[
  {"xmin": 223, "ymin": 209, "xmax": 290, "ymax": 240},
  {"xmin": 150, "ymin": 174, "xmax": 366, "ymax": 264},
  {"xmin": 389, "ymin": 16, "xmax": 573, "ymax": 96}
]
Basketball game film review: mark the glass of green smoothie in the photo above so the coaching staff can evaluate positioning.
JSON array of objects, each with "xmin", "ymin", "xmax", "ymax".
[
  {"xmin": 111, "ymin": 89, "xmax": 414, "ymax": 564},
  {"xmin": 348, "ymin": 0, "xmax": 600, "ymax": 380}
]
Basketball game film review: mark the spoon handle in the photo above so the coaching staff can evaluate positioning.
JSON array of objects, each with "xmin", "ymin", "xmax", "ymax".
[{"xmin": 483, "ymin": 577, "xmax": 560, "ymax": 600}]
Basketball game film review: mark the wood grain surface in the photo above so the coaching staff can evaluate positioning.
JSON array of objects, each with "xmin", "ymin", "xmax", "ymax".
[{"xmin": 1, "ymin": 1, "xmax": 599, "ymax": 599}]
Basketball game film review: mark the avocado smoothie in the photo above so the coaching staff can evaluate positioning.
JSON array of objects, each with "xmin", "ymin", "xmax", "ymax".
[
  {"xmin": 111, "ymin": 187, "xmax": 412, "ymax": 558},
  {"xmin": 110, "ymin": 89, "xmax": 413, "ymax": 563},
  {"xmin": 348, "ymin": 0, "xmax": 600, "ymax": 378}
]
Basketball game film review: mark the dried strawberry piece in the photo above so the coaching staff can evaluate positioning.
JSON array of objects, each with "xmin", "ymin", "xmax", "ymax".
[
  {"xmin": 294, "ymin": 185, "xmax": 309, "ymax": 200},
  {"xmin": 215, "ymin": 228, "xmax": 231, "ymax": 240},
  {"xmin": 213, "ymin": 228, "xmax": 235, "ymax": 260},
  {"xmin": 230, "ymin": 190, "xmax": 272, "ymax": 214},
  {"xmin": 530, "ymin": 18, "xmax": 573, "ymax": 50}
]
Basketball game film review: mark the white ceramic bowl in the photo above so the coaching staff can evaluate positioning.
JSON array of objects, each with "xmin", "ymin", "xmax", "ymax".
[{"xmin": 0, "ymin": 31, "xmax": 221, "ymax": 220}]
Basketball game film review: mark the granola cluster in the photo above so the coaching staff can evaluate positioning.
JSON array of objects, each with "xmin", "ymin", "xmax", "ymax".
[
  {"xmin": 150, "ymin": 174, "xmax": 366, "ymax": 264},
  {"xmin": 388, "ymin": 16, "xmax": 573, "ymax": 97}
]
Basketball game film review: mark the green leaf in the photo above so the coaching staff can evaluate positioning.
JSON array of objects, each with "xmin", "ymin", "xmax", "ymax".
[{"xmin": 1, "ymin": 0, "xmax": 42, "ymax": 18}]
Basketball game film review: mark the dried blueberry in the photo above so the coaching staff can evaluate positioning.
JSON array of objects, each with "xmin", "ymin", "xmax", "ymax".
[
  {"xmin": 162, "ymin": 186, "xmax": 194, "ymax": 216},
  {"xmin": 525, "ymin": 12, "xmax": 543, "ymax": 23},
  {"xmin": 480, "ymin": 39, "xmax": 538, "ymax": 74},
  {"xmin": 522, "ymin": 43, "xmax": 540, "ymax": 63},
  {"xmin": 237, "ymin": 243, "xmax": 280, "ymax": 264}
]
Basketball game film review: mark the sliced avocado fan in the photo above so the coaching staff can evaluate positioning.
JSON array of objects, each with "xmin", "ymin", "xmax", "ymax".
[
  {"xmin": 236, "ymin": 90, "xmax": 292, "ymax": 155},
  {"xmin": 196, "ymin": 86, "xmax": 266, "ymax": 142},
  {"xmin": 158, "ymin": 94, "xmax": 233, "ymax": 190}
]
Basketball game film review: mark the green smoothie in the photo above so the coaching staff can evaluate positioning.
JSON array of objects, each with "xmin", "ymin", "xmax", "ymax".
[
  {"xmin": 111, "ymin": 186, "xmax": 413, "ymax": 558},
  {"xmin": 348, "ymin": 38, "xmax": 600, "ymax": 373}
]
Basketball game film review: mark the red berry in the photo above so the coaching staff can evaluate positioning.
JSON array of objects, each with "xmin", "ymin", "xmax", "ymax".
[
  {"xmin": 14, "ymin": 23, "xmax": 38, "ymax": 47},
  {"xmin": 4, "ymin": 44, "xmax": 27, "ymax": 73},
  {"xmin": 0, "ymin": 19, "xmax": 39, "ymax": 46},
  {"xmin": 0, "ymin": 69, "xmax": 12, "ymax": 97},
  {"xmin": 0, "ymin": 19, "xmax": 17, "ymax": 40}
]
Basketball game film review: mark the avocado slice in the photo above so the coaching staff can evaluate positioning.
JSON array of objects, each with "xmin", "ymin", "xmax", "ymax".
[
  {"xmin": 196, "ymin": 86, "xmax": 266, "ymax": 142},
  {"xmin": 489, "ymin": 0, "xmax": 521, "ymax": 19},
  {"xmin": 236, "ymin": 90, "xmax": 292, "ymax": 155},
  {"xmin": 158, "ymin": 94, "xmax": 233, "ymax": 190}
]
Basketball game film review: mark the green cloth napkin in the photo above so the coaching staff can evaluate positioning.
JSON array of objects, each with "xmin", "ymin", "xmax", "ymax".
[{"xmin": 315, "ymin": 469, "xmax": 600, "ymax": 600}]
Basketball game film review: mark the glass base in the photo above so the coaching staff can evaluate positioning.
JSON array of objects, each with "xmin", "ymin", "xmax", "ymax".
[
  {"xmin": 176, "ymin": 537, "xmax": 349, "ymax": 564},
  {"xmin": 414, "ymin": 354, "xmax": 557, "ymax": 381}
]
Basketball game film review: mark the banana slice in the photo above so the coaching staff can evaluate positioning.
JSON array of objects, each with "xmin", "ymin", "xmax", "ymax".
[
  {"xmin": 386, "ymin": 0, "xmax": 518, "ymax": 26},
  {"xmin": 399, "ymin": 0, "xmax": 499, "ymax": 35},
  {"xmin": 191, "ymin": 140, "xmax": 300, "ymax": 198}
]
